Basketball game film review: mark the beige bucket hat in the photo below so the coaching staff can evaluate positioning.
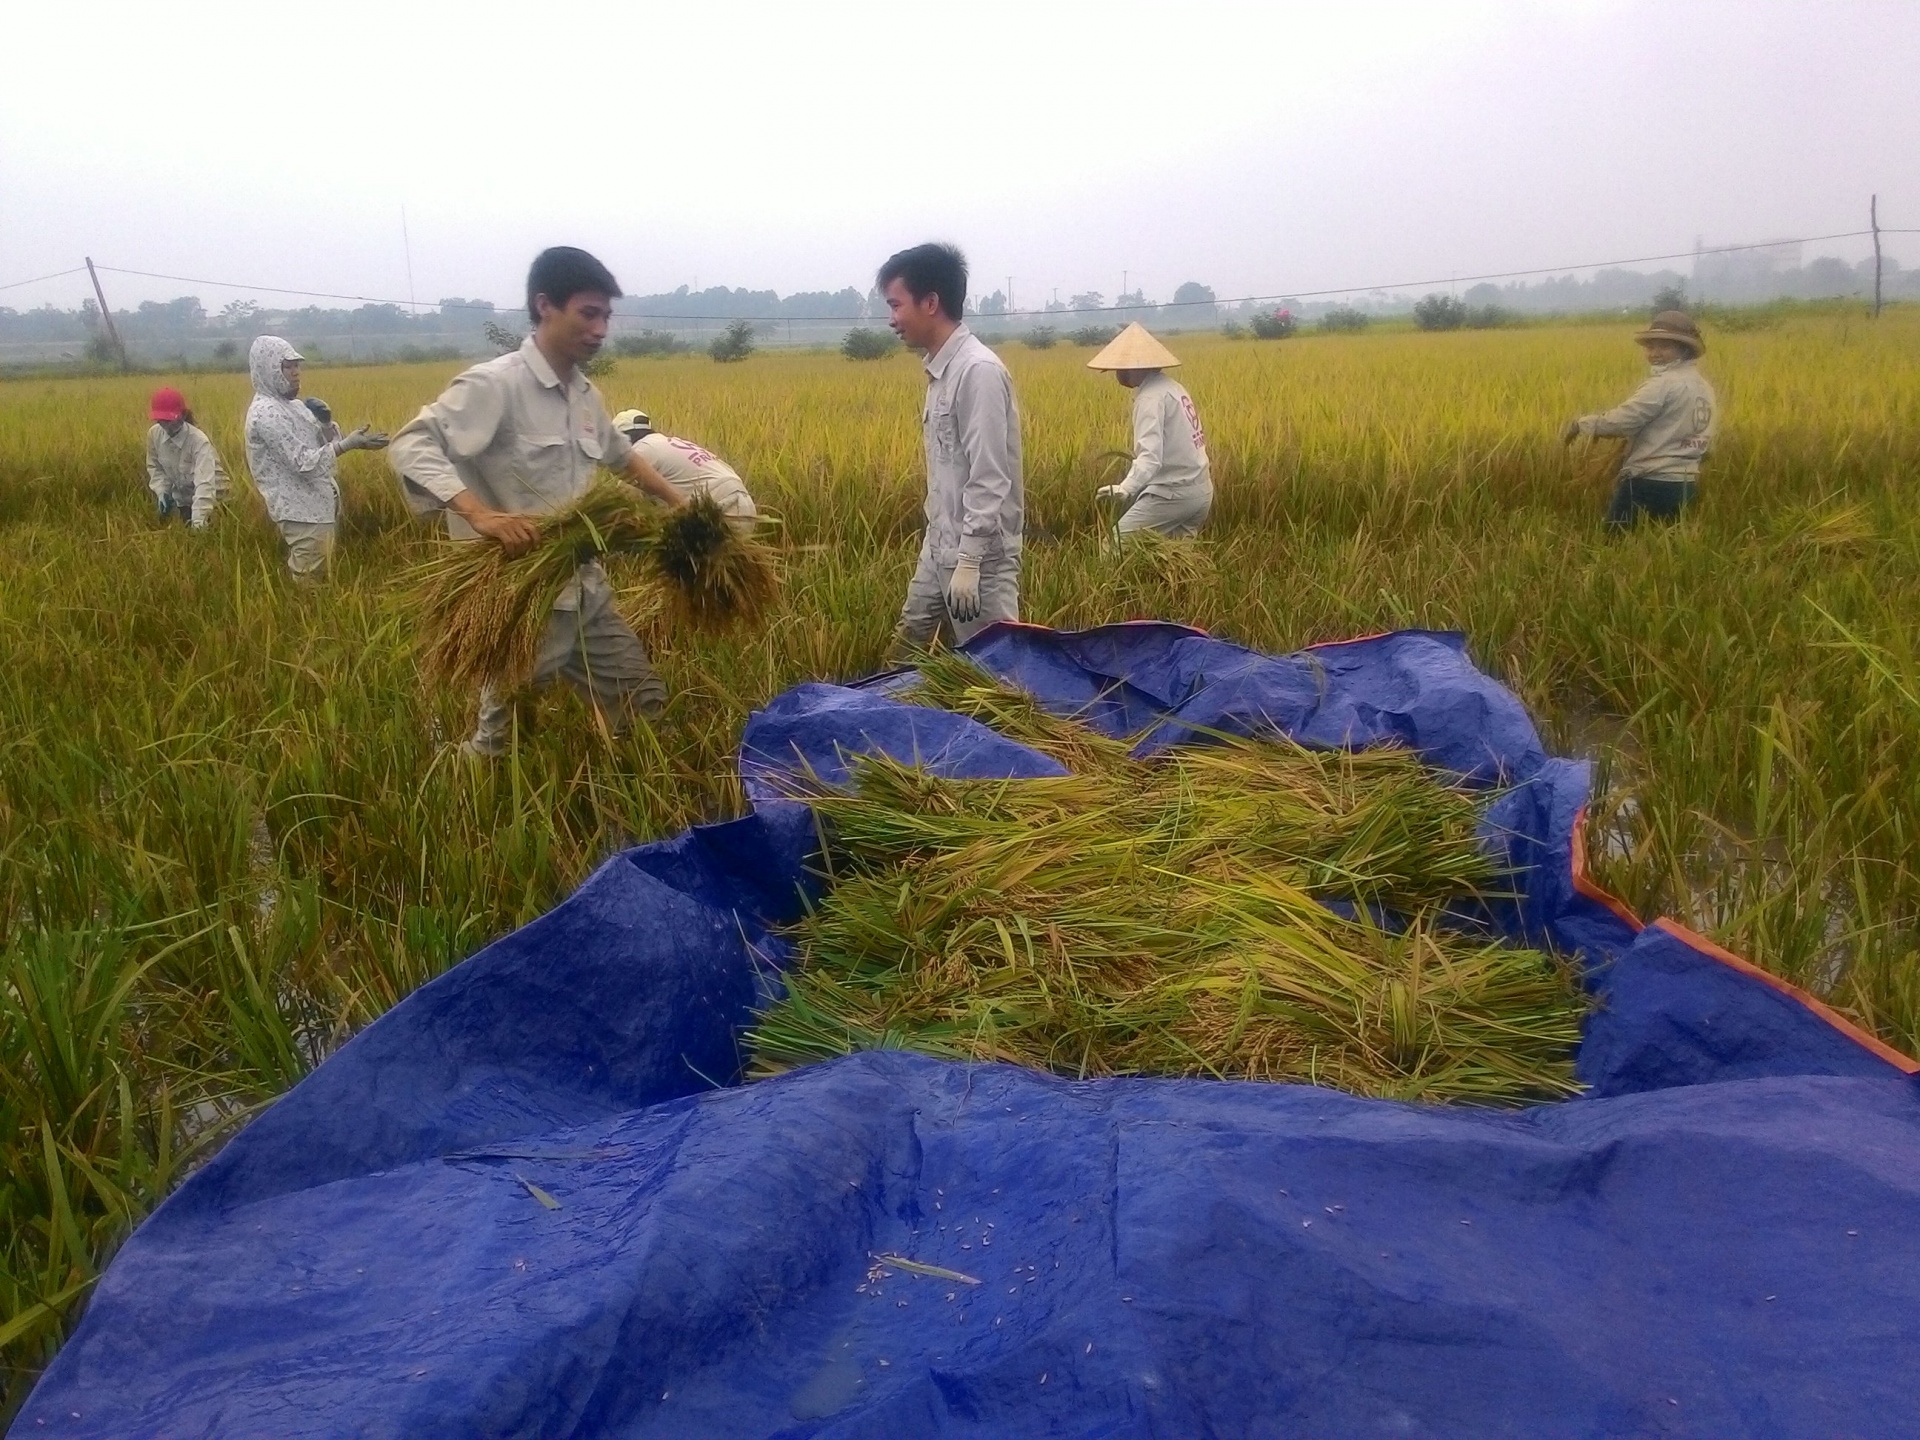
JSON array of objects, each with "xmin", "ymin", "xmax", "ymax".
[
  {"xmin": 1634, "ymin": 310, "xmax": 1705, "ymax": 355},
  {"xmin": 1086, "ymin": 322, "xmax": 1181, "ymax": 371}
]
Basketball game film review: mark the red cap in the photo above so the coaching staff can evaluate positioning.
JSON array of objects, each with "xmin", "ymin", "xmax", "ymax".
[{"xmin": 149, "ymin": 387, "xmax": 187, "ymax": 422}]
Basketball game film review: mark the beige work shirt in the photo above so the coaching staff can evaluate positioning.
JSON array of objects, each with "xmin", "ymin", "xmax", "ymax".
[
  {"xmin": 146, "ymin": 421, "xmax": 227, "ymax": 525},
  {"xmin": 633, "ymin": 432, "xmax": 756, "ymax": 520},
  {"xmin": 1118, "ymin": 373, "xmax": 1212, "ymax": 504},
  {"xmin": 388, "ymin": 337, "xmax": 635, "ymax": 538},
  {"xmin": 1577, "ymin": 359, "xmax": 1718, "ymax": 480},
  {"xmin": 921, "ymin": 324, "xmax": 1023, "ymax": 566}
]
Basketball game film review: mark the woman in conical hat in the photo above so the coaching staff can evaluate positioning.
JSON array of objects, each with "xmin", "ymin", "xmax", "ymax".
[{"xmin": 1087, "ymin": 322, "xmax": 1213, "ymax": 537}]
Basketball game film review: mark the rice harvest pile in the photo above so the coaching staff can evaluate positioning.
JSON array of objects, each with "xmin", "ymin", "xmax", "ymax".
[
  {"xmin": 749, "ymin": 658, "xmax": 1586, "ymax": 1103},
  {"xmin": 412, "ymin": 487, "xmax": 777, "ymax": 687},
  {"xmin": 5, "ymin": 303, "xmax": 1920, "ymax": 1403}
]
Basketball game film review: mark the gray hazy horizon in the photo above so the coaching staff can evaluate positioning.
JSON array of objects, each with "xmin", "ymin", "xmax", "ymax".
[{"xmin": 2, "ymin": 0, "xmax": 1915, "ymax": 315}]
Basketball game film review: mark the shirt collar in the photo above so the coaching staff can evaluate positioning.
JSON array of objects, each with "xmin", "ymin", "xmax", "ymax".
[
  {"xmin": 520, "ymin": 335, "xmax": 578, "ymax": 393},
  {"xmin": 923, "ymin": 323, "xmax": 973, "ymax": 381}
]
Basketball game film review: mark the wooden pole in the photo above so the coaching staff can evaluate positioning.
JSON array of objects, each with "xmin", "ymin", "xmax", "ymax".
[
  {"xmin": 1871, "ymin": 195, "xmax": 1883, "ymax": 318},
  {"xmin": 84, "ymin": 257, "xmax": 131, "ymax": 370}
]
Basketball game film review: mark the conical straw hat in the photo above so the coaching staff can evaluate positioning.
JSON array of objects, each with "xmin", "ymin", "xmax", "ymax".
[{"xmin": 1087, "ymin": 322, "xmax": 1180, "ymax": 371}]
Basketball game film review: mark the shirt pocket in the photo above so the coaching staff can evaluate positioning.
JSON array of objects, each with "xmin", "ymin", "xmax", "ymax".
[
  {"xmin": 517, "ymin": 432, "xmax": 569, "ymax": 480},
  {"xmin": 576, "ymin": 431, "xmax": 605, "ymax": 465},
  {"xmin": 928, "ymin": 396, "xmax": 961, "ymax": 464}
]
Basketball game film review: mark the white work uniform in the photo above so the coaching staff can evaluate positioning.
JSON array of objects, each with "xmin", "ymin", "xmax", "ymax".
[
  {"xmin": 1576, "ymin": 358, "xmax": 1718, "ymax": 481},
  {"xmin": 388, "ymin": 337, "xmax": 663, "ymax": 752},
  {"xmin": 244, "ymin": 336, "xmax": 341, "ymax": 577},
  {"xmin": 632, "ymin": 432, "xmax": 756, "ymax": 526},
  {"xmin": 1114, "ymin": 372, "xmax": 1212, "ymax": 537},
  {"xmin": 146, "ymin": 422, "xmax": 227, "ymax": 527},
  {"xmin": 899, "ymin": 324, "xmax": 1023, "ymax": 647}
]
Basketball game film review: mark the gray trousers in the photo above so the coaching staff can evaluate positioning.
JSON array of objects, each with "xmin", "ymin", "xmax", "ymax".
[
  {"xmin": 897, "ymin": 550, "xmax": 1021, "ymax": 648},
  {"xmin": 278, "ymin": 520, "xmax": 336, "ymax": 578},
  {"xmin": 470, "ymin": 574, "xmax": 666, "ymax": 754},
  {"xmin": 1116, "ymin": 488, "xmax": 1212, "ymax": 538}
]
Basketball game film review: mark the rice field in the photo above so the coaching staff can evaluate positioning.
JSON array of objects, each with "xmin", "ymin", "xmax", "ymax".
[{"xmin": 3, "ymin": 306, "xmax": 1918, "ymax": 1406}]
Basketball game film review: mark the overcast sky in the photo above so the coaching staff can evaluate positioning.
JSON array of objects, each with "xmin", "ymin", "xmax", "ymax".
[{"xmin": 2, "ymin": 0, "xmax": 1914, "ymax": 315}]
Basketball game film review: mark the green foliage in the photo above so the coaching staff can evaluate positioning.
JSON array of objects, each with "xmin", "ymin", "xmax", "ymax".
[
  {"xmin": 1250, "ymin": 309, "xmax": 1297, "ymax": 339},
  {"xmin": 840, "ymin": 328, "xmax": 896, "ymax": 361},
  {"xmin": 1652, "ymin": 281, "xmax": 1689, "ymax": 314},
  {"xmin": 614, "ymin": 330, "xmax": 691, "ymax": 358},
  {"xmin": 1067, "ymin": 325, "xmax": 1119, "ymax": 348},
  {"xmin": 709, "ymin": 320, "xmax": 756, "ymax": 364},
  {"xmin": 1021, "ymin": 326, "xmax": 1058, "ymax": 350},
  {"xmin": 1318, "ymin": 306, "xmax": 1372, "ymax": 333},
  {"xmin": 1414, "ymin": 294, "xmax": 1468, "ymax": 331}
]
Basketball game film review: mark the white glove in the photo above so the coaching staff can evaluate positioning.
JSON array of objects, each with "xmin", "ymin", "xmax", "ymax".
[
  {"xmin": 1094, "ymin": 484, "xmax": 1124, "ymax": 501},
  {"xmin": 946, "ymin": 556, "xmax": 982, "ymax": 623},
  {"xmin": 336, "ymin": 425, "xmax": 391, "ymax": 453}
]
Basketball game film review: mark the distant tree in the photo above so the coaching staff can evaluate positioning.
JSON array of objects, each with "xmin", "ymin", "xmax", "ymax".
[
  {"xmin": 1413, "ymin": 294, "xmax": 1467, "ymax": 331},
  {"xmin": 1068, "ymin": 291, "xmax": 1105, "ymax": 313},
  {"xmin": 1651, "ymin": 281, "xmax": 1688, "ymax": 314},
  {"xmin": 1318, "ymin": 306, "xmax": 1371, "ymax": 333},
  {"xmin": 1173, "ymin": 281, "xmax": 1216, "ymax": 305},
  {"xmin": 614, "ymin": 329, "xmax": 689, "ymax": 357},
  {"xmin": 975, "ymin": 290, "xmax": 1009, "ymax": 316},
  {"xmin": 841, "ymin": 327, "xmax": 896, "ymax": 360},
  {"xmin": 1022, "ymin": 326, "xmax": 1058, "ymax": 350},
  {"xmin": 219, "ymin": 299, "xmax": 261, "ymax": 330},
  {"xmin": 1250, "ymin": 308, "xmax": 1296, "ymax": 339},
  {"xmin": 1067, "ymin": 325, "xmax": 1119, "ymax": 347},
  {"xmin": 710, "ymin": 319, "xmax": 756, "ymax": 363},
  {"xmin": 483, "ymin": 319, "xmax": 522, "ymax": 355}
]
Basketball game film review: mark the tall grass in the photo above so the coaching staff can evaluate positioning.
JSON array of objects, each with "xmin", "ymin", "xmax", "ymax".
[{"xmin": 3, "ymin": 308, "xmax": 1918, "ymax": 1408}]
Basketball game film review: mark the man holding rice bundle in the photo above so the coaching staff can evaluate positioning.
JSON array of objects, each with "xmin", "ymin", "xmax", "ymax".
[
  {"xmin": 879, "ymin": 242, "xmax": 1023, "ymax": 648},
  {"xmin": 1562, "ymin": 309, "xmax": 1717, "ymax": 529},
  {"xmin": 1087, "ymin": 323, "xmax": 1214, "ymax": 537},
  {"xmin": 388, "ymin": 246, "xmax": 688, "ymax": 759},
  {"xmin": 145, "ymin": 386, "xmax": 228, "ymax": 529},
  {"xmin": 611, "ymin": 410, "xmax": 758, "ymax": 534}
]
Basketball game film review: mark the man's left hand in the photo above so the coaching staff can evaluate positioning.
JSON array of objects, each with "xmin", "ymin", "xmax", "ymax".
[{"xmin": 946, "ymin": 556, "xmax": 982, "ymax": 623}]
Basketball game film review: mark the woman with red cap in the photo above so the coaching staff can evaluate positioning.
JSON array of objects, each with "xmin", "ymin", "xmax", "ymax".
[{"xmin": 145, "ymin": 387, "xmax": 229, "ymax": 529}]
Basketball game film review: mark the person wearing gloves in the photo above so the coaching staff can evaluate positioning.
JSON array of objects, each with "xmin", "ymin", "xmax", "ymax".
[
  {"xmin": 879, "ymin": 241, "xmax": 1023, "ymax": 648},
  {"xmin": 303, "ymin": 396, "xmax": 343, "ymax": 446},
  {"xmin": 611, "ymin": 409, "xmax": 758, "ymax": 533},
  {"xmin": 145, "ymin": 386, "xmax": 229, "ymax": 529},
  {"xmin": 243, "ymin": 336, "xmax": 388, "ymax": 579},
  {"xmin": 1562, "ymin": 309, "xmax": 1717, "ymax": 529},
  {"xmin": 1087, "ymin": 323, "xmax": 1213, "ymax": 537},
  {"xmin": 388, "ymin": 246, "xmax": 687, "ymax": 760}
]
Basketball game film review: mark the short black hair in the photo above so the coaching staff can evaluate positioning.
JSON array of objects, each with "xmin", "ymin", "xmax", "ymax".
[
  {"xmin": 527, "ymin": 246, "xmax": 622, "ymax": 324},
  {"xmin": 877, "ymin": 242, "xmax": 967, "ymax": 321}
]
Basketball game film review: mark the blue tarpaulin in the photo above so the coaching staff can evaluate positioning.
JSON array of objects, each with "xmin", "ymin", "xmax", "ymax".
[{"xmin": 17, "ymin": 624, "xmax": 1920, "ymax": 1439}]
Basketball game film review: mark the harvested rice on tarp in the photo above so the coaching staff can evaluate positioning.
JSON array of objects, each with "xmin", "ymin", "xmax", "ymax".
[
  {"xmin": 410, "ymin": 486, "xmax": 778, "ymax": 689},
  {"xmin": 747, "ymin": 657, "xmax": 1587, "ymax": 1104}
]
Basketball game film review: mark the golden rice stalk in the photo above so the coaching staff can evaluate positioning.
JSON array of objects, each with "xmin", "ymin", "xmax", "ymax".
[
  {"xmin": 1572, "ymin": 434, "xmax": 1630, "ymax": 490},
  {"xmin": 411, "ymin": 486, "xmax": 778, "ymax": 688}
]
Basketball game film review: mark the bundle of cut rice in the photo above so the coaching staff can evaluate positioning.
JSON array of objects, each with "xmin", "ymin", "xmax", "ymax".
[
  {"xmin": 410, "ymin": 487, "xmax": 777, "ymax": 689},
  {"xmin": 747, "ymin": 656, "xmax": 1586, "ymax": 1105}
]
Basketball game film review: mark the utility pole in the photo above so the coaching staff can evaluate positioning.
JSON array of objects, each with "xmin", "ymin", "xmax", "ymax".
[
  {"xmin": 1871, "ymin": 194, "xmax": 1883, "ymax": 319},
  {"xmin": 1006, "ymin": 275, "xmax": 1014, "ymax": 314},
  {"xmin": 84, "ymin": 257, "xmax": 130, "ymax": 370}
]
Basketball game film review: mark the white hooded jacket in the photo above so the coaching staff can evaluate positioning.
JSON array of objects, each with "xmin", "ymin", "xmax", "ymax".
[{"xmin": 244, "ymin": 336, "xmax": 339, "ymax": 524}]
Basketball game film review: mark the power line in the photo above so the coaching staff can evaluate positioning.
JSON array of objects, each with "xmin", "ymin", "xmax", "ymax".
[
  {"xmin": 2, "ymin": 226, "xmax": 1907, "ymax": 323},
  {"xmin": 0, "ymin": 265, "xmax": 88, "ymax": 293}
]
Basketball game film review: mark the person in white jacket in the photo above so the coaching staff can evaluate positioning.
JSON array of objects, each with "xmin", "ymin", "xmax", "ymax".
[
  {"xmin": 144, "ymin": 386, "xmax": 228, "ymax": 529},
  {"xmin": 244, "ymin": 337, "xmax": 388, "ymax": 579},
  {"xmin": 1087, "ymin": 323, "xmax": 1213, "ymax": 537},
  {"xmin": 1562, "ymin": 310, "xmax": 1717, "ymax": 529},
  {"xmin": 611, "ymin": 409, "xmax": 758, "ymax": 533}
]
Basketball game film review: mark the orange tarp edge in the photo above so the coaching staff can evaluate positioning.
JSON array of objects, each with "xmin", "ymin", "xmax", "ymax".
[{"xmin": 1570, "ymin": 808, "xmax": 1919, "ymax": 1075}]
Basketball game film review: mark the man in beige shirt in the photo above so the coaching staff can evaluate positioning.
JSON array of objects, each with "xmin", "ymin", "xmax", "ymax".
[
  {"xmin": 389, "ymin": 246, "xmax": 685, "ymax": 757},
  {"xmin": 1563, "ymin": 310, "xmax": 1718, "ymax": 529}
]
